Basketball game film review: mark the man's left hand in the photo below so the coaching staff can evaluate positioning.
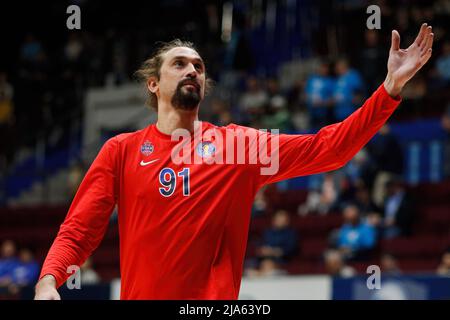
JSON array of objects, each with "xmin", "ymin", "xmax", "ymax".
[{"xmin": 384, "ymin": 23, "xmax": 434, "ymax": 97}]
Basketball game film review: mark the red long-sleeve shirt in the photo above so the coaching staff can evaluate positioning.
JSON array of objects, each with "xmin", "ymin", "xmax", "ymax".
[{"xmin": 39, "ymin": 84, "xmax": 401, "ymax": 299}]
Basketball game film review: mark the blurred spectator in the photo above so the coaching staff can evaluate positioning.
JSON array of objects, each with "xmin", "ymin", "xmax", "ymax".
[
  {"xmin": 266, "ymin": 78, "xmax": 287, "ymax": 109},
  {"xmin": 400, "ymin": 75, "xmax": 427, "ymax": 117},
  {"xmin": 286, "ymin": 79, "xmax": 310, "ymax": 131},
  {"xmin": 0, "ymin": 240, "xmax": 19, "ymax": 281},
  {"xmin": 435, "ymin": 41, "xmax": 450, "ymax": 85},
  {"xmin": 0, "ymin": 72, "xmax": 14, "ymax": 125},
  {"xmin": 262, "ymin": 101, "xmax": 291, "ymax": 131},
  {"xmin": 335, "ymin": 204, "xmax": 377, "ymax": 260},
  {"xmin": 442, "ymin": 103, "xmax": 450, "ymax": 178},
  {"xmin": 298, "ymin": 172, "xmax": 341, "ymax": 216},
  {"xmin": 380, "ymin": 253, "xmax": 402, "ymax": 276},
  {"xmin": 359, "ymin": 30, "xmax": 387, "ymax": 93},
  {"xmin": 217, "ymin": 110, "xmax": 233, "ymax": 127},
  {"xmin": 343, "ymin": 148, "xmax": 377, "ymax": 189},
  {"xmin": 238, "ymin": 76, "xmax": 268, "ymax": 118},
  {"xmin": 107, "ymin": 31, "xmax": 130, "ymax": 86},
  {"xmin": 333, "ymin": 57, "xmax": 364, "ymax": 121},
  {"xmin": 354, "ymin": 184, "xmax": 380, "ymax": 217},
  {"xmin": 223, "ymin": 21, "xmax": 254, "ymax": 72},
  {"xmin": 252, "ymin": 188, "xmax": 268, "ymax": 217},
  {"xmin": 365, "ymin": 211, "xmax": 383, "ymax": 242},
  {"xmin": 0, "ymin": 240, "xmax": 20, "ymax": 294},
  {"xmin": 436, "ymin": 248, "xmax": 450, "ymax": 277},
  {"xmin": 323, "ymin": 249, "xmax": 356, "ymax": 278},
  {"xmin": 245, "ymin": 258, "xmax": 287, "ymax": 279},
  {"xmin": 64, "ymin": 33, "xmax": 84, "ymax": 64},
  {"xmin": 0, "ymin": 72, "xmax": 14, "ymax": 165},
  {"xmin": 80, "ymin": 257, "xmax": 101, "ymax": 285},
  {"xmin": 210, "ymin": 99, "xmax": 233, "ymax": 126},
  {"xmin": 382, "ymin": 176, "xmax": 415, "ymax": 239},
  {"xmin": 11, "ymin": 248, "xmax": 39, "ymax": 287},
  {"xmin": 304, "ymin": 60, "xmax": 335, "ymax": 128},
  {"xmin": 16, "ymin": 34, "xmax": 49, "ymax": 148},
  {"xmin": 434, "ymin": 0, "xmax": 450, "ymax": 14},
  {"xmin": 368, "ymin": 124, "xmax": 404, "ymax": 208},
  {"xmin": 262, "ymin": 78, "xmax": 291, "ymax": 131},
  {"xmin": 20, "ymin": 34, "xmax": 44, "ymax": 63},
  {"xmin": 256, "ymin": 210, "xmax": 298, "ymax": 263},
  {"xmin": 286, "ymin": 79, "xmax": 304, "ymax": 111},
  {"xmin": 67, "ymin": 161, "xmax": 86, "ymax": 200}
]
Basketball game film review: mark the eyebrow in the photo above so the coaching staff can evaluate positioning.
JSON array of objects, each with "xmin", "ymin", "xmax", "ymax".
[{"xmin": 171, "ymin": 56, "xmax": 205, "ymax": 66}]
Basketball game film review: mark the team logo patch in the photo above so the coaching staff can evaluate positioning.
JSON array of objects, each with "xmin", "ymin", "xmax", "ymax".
[
  {"xmin": 196, "ymin": 141, "xmax": 216, "ymax": 158},
  {"xmin": 140, "ymin": 141, "xmax": 154, "ymax": 156}
]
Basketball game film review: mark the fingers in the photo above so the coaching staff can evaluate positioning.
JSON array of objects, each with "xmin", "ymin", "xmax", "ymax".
[
  {"xmin": 391, "ymin": 30, "xmax": 400, "ymax": 51},
  {"xmin": 421, "ymin": 31, "xmax": 434, "ymax": 55},
  {"xmin": 420, "ymin": 48, "xmax": 432, "ymax": 66},
  {"xmin": 418, "ymin": 26, "xmax": 432, "ymax": 50},
  {"xmin": 414, "ymin": 23, "xmax": 428, "ymax": 47}
]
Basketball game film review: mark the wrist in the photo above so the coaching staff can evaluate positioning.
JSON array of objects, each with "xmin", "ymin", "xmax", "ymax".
[
  {"xmin": 36, "ymin": 274, "xmax": 56, "ymax": 290},
  {"xmin": 383, "ymin": 74, "xmax": 402, "ymax": 98}
]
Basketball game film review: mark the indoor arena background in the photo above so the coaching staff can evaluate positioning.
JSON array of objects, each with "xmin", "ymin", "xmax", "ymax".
[{"xmin": 0, "ymin": 0, "xmax": 449, "ymax": 300}]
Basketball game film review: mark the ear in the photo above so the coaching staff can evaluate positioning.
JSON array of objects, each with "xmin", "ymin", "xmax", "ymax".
[{"xmin": 147, "ymin": 76, "xmax": 159, "ymax": 94}]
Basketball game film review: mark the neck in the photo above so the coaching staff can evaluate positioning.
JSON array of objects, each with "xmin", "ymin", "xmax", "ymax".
[{"xmin": 156, "ymin": 103, "xmax": 199, "ymax": 135}]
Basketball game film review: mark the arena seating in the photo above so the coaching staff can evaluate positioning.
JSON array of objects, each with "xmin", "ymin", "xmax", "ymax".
[{"xmin": 0, "ymin": 180, "xmax": 449, "ymax": 282}]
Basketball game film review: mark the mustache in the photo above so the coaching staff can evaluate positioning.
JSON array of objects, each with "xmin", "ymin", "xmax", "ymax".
[{"xmin": 177, "ymin": 78, "xmax": 201, "ymax": 91}]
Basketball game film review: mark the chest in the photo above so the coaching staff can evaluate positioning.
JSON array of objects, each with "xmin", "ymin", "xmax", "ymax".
[{"xmin": 118, "ymin": 140, "xmax": 254, "ymax": 203}]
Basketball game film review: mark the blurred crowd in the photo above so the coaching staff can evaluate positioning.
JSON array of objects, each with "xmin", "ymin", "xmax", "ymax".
[
  {"xmin": 0, "ymin": 1, "xmax": 223, "ymax": 170},
  {"xmin": 205, "ymin": 0, "xmax": 450, "ymax": 131},
  {"xmin": 0, "ymin": 0, "xmax": 449, "ymax": 286},
  {"xmin": 0, "ymin": 239, "xmax": 100, "ymax": 299},
  {"xmin": 1, "ymin": 1, "xmax": 449, "ymax": 172},
  {"xmin": 245, "ymin": 205, "xmax": 450, "ymax": 279},
  {"xmin": 0, "ymin": 240, "xmax": 39, "ymax": 297},
  {"xmin": 206, "ymin": 36, "xmax": 449, "ymax": 134}
]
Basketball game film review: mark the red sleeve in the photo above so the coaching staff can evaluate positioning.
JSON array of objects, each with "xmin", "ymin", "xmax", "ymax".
[
  {"xmin": 258, "ymin": 83, "xmax": 402, "ymax": 186},
  {"xmin": 38, "ymin": 137, "xmax": 119, "ymax": 288}
]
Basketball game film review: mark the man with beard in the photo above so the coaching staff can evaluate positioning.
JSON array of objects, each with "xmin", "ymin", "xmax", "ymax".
[{"xmin": 35, "ymin": 24, "xmax": 434, "ymax": 299}]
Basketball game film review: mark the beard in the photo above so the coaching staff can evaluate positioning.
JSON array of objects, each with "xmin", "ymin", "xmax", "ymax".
[{"xmin": 171, "ymin": 79, "xmax": 202, "ymax": 111}]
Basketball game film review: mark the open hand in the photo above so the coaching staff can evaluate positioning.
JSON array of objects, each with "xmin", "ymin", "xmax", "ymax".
[{"xmin": 384, "ymin": 23, "xmax": 434, "ymax": 97}]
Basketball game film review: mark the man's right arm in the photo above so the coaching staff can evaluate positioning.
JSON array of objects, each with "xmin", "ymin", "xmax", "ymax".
[{"xmin": 34, "ymin": 137, "xmax": 119, "ymax": 299}]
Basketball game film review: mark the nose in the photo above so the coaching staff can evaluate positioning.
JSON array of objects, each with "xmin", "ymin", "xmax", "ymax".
[{"xmin": 185, "ymin": 63, "xmax": 198, "ymax": 79}]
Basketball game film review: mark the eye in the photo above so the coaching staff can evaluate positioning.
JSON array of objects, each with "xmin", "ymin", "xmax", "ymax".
[
  {"xmin": 194, "ymin": 63, "xmax": 203, "ymax": 71},
  {"xmin": 174, "ymin": 60, "xmax": 184, "ymax": 67}
]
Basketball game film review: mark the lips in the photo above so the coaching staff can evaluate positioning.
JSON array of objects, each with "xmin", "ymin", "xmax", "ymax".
[
  {"xmin": 180, "ymin": 80, "xmax": 200, "ymax": 90},
  {"xmin": 183, "ymin": 84, "xmax": 197, "ymax": 90}
]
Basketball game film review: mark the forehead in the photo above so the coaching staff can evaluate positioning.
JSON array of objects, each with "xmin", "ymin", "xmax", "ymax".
[{"xmin": 163, "ymin": 47, "xmax": 202, "ymax": 62}]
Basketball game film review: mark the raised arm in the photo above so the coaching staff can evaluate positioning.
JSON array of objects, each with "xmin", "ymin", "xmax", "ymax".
[{"xmin": 258, "ymin": 24, "xmax": 433, "ymax": 186}]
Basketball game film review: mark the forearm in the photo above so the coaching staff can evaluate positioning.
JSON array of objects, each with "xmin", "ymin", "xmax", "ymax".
[
  {"xmin": 39, "ymin": 233, "xmax": 91, "ymax": 288},
  {"xmin": 39, "ymin": 204, "xmax": 114, "ymax": 288},
  {"xmin": 257, "ymin": 85, "xmax": 401, "ymax": 185},
  {"xmin": 39, "ymin": 137, "xmax": 118, "ymax": 288},
  {"xmin": 323, "ymin": 83, "xmax": 401, "ymax": 165}
]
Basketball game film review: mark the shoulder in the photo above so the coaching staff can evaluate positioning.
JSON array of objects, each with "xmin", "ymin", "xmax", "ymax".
[
  {"xmin": 199, "ymin": 122, "xmax": 259, "ymax": 135},
  {"xmin": 222, "ymin": 122, "xmax": 264, "ymax": 134},
  {"xmin": 98, "ymin": 127, "xmax": 149, "ymax": 159},
  {"xmin": 105, "ymin": 127, "xmax": 148, "ymax": 147}
]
